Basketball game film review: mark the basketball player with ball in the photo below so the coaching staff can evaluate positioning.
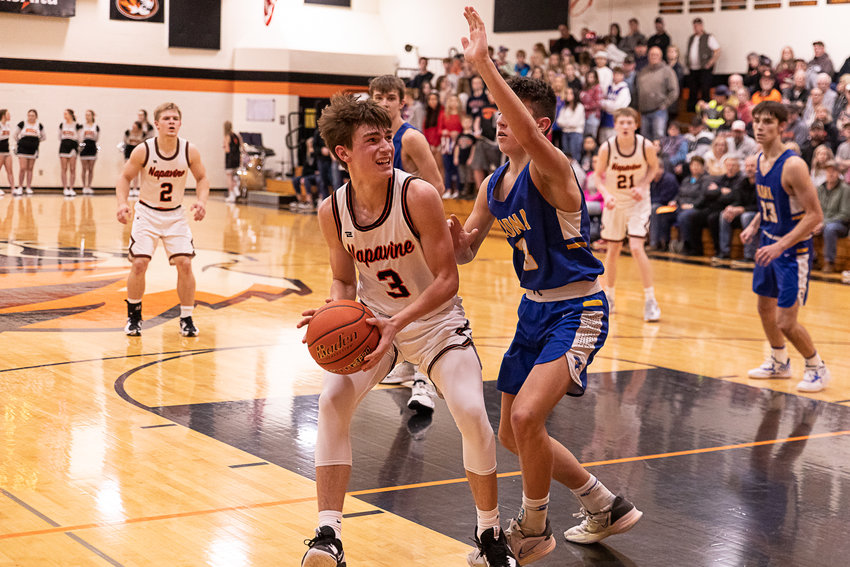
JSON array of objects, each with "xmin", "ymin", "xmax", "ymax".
[{"xmin": 297, "ymin": 94, "xmax": 517, "ymax": 567}]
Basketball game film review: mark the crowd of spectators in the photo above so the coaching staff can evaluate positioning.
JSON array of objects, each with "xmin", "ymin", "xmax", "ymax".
[{"xmin": 397, "ymin": 16, "xmax": 850, "ymax": 270}]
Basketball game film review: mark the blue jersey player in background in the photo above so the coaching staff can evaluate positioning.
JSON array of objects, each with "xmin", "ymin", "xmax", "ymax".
[
  {"xmin": 369, "ymin": 74, "xmax": 445, "ymax": 410},
  {"xmin": 741, "ymin": 101, "xmax": 830, "ymax": 392},
  {"xmin": 451, "ymin": 8, "xmax": 641, "ymax": 564}
]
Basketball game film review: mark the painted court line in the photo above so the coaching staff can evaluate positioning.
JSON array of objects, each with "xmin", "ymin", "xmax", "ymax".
[{"xmin": 2, "ymin": 429, "xmax": 848, "ymax": 541}]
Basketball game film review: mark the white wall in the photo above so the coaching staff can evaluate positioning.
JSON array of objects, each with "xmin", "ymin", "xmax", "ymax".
[{"xmin": 3, "ymin": 0, "xmax": 848, "ymax": 189}]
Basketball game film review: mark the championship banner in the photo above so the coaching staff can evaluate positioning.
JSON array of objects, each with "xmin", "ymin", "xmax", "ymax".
[
  {"xmin": 0, "ymin": 0, "xmax": 76, "ymax": 17},
  {"xmin": 109, "ymin": 0, "xmax": 164, "ymax": 22}
]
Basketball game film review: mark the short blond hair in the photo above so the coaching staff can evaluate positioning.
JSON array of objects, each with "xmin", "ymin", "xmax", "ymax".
[{"xmin": 154, "ymin": 102, "xmax": 182, "ymax": 121}]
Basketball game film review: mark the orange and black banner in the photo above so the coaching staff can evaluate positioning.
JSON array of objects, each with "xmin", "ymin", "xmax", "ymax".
[
  {"xmin": 0, "ymin": 0, "xmax": 76, "ymax": 17},
  {"xmin": 0, "ymin": 57, "xmax": 372, "ymax": 97},
  {"xmin": 110, "ymin": 0, "xmax": 164, "ymax": 23}
]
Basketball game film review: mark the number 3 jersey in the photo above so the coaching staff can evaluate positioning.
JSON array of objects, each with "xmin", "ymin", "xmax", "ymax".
[
  {"xmin": 602, "ymin": 134, "xmax": 649, "ymax": 204},
  {"xmin": 331, "ymin": 169, "xmax": 456, "ymax": 317},
  {"xmin": 140, "ymin": 137, "xmax": 190, "ymax": 208},
  {"xmin": 487, "ymin": 161, "xmax": 603, "ymax": 292}
]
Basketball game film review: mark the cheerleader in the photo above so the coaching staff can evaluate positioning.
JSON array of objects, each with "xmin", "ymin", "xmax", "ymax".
[
  {"xmin": 59, "ymin": 109, "xmax": 81, "ymax": 196},
  {"xmin": 137, "ymin": 109, "xmax": 154, "ymax": 139},
  {"xmin": 223, "ymin": 121, "xmax": 242, "ymax": 202},
  {"xmin": 0, "ymin": 109, "xmax": 13, "ymax": 197},
  {"xmin": 14, "ymin": 109, "xmax": 45, "ymax": 196},
  {"xmin": 79, "ymin": 109, "xmax": 99, "ymax": 195},
  {"xmin": 123, "ymin": 121, "xmax": 145, "ymax": 197}
]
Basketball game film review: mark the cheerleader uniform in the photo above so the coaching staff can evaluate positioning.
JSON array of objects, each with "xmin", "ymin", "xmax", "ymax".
[
  {"xmin": 80, "ymin": 123, "xmax": 100, "ymax": 161},
  {"xmin": 124, "ymin": 129, "xmax": 144, "ymax": 159},
  {"xmin": 15, "ymin": 121, "xmax": 45, "ymax": 159},
  {"xmin": 59, "ymin": 121, "xmax": 81, "ymax": 157},
  {"xmin": 0, "ymin": 121, "xmax": 11, "ymax": 156}
]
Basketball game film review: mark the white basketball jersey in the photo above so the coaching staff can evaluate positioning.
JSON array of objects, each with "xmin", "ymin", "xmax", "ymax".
[
  {"xmin": 332, "ymin": 169, "xmax": 454, "ymax": 318},
  {"xmin": 140, "ymin": 137, "xmax": 190, "ymax": 208},
  {"xmin": 603, "ymin": 134, "xmax": 649, "ymax": 202}
]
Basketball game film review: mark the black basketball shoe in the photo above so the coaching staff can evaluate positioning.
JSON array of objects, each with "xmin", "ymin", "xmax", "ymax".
[
  {"xmin": 179, "ymin": 316, "xmax": 198, "ymax": 337},
  {"xmin": 302, "ymin": 525, "xmax": 346, "ymax": 566}
]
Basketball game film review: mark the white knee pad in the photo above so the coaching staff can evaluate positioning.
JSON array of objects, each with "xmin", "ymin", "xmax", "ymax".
[
  {"xmin": 429, "ymin": 348, "xmax": 497, "ymax": 476},
  {"xmin": 314, "ymin": 351, "xmax": 395, "ymax": 467}
]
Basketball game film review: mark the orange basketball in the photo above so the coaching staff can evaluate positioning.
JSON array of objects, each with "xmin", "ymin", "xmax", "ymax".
[{"xmin": 305, "ymin": 300, "xmax": 381, "ymax": 374}]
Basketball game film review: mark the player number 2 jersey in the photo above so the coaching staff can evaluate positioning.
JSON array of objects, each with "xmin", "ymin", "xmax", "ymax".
[
  {"xmin": 140, "ymin": 137, "xmax": 191, "ymax": 208},
  {"xmin": 332, "ymin": 169, "xmax": 455, "ymax": 317}
]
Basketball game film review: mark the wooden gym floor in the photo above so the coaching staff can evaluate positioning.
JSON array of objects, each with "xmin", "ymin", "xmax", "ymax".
[{"xmin": 1, "ymin": 194, "xmax": 848, "ymax": 566}]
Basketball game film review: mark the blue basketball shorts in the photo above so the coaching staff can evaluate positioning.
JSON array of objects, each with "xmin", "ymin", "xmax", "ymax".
[
  {"xmin": 497, "ymin": 291, "xmax": 609, "ymax": 397},
  {"xmin": 752, "ymin": 236, "xmax": 813, "ymax": 308}
]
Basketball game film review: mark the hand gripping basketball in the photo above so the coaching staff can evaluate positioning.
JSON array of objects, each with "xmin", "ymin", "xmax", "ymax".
[{"xmin": 304, "ymin": 300, "xmax": 381, "ymax": 374}]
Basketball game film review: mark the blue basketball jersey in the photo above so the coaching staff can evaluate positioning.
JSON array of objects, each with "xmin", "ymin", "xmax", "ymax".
[
  {"xmin": 487, "ymin": 162, "xmax": 603, "ymax": 291},
  {"xmin": 755, "ymin": 149, "xmax": 804, "ymax": 239},
  {"xmin": 393, "ymin": 122, "xmax": 415, "ymax": 171}
]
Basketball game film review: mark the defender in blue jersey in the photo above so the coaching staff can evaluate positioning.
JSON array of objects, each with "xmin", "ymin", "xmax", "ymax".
[
  {"xmin": 740, "ymin": 101, "xmax": 830, "ymax": 392},
  {"xmin": 452, "ymin": 9, "xmax": 641, "ymax": 562},
  {"xmin": 369, "ymin": 75, "xmax": 445, "ymax": 406}
]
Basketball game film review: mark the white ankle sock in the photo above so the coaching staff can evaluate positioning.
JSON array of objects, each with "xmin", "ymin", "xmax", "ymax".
[
  {"xmin": 571, "ymin": 475, "xmax": 615, "ymax": 514},
  {"xmin": 180, "ymin": 305, "xmax": 194, "ymax": 318},
  {"xmin": 317, "ymin": 510, "xmax": 343, "ymax": 539},
  {"xmin": 805, "ymin": 352, "xmax": 823, "ymax": 367},
  {"xmin": 643, "ymin": 286, "xmax": 656, "ymax": 301},
  {"xmin": 771, "ymin": 346, "xmax": 789, "ymax": 363},
  {"xmin": 519, "ymin": 493, "xmax": 549, "ymax": 535},
  {"xmin": 476, "ymin": 506, "xmax": 500, "ymax": 538}
]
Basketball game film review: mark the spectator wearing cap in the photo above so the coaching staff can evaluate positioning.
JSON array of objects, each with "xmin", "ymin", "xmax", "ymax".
[
  {"xmin": 551, "ymin": 23, "xmax": 580, "ymax": 56},
  {"xmin": 807, "ymin": 41, "xmax": 835, "ymax": 88},
  {"xmin": 699, "ymin": 85, "xmax": 730, "ymax": 130},
  {"xmin": 598, "ymin": 66, "xmax": 631, "ymax": 142},
  {"xmin": 815, "ymin": 160, "xmax": 850, "ymax": 272},
  {"xmin": 620, "ymin": 18, "xmax": 646, "ymax": 56},
  {"xmin": 648, "ymin": 17, "xmax": 671, "ymax": 60},
  {"xmin": 687, "ymin": 18, "xmax": 721, "ymax": 112},
  {"xmin": 636, "ymin": 46, "xmax": 679, "ymax": 141},
  {"xmin": 495, "ymin": 46, "xmax": 513, "ymax": 76},
  {"xmin": 751, "ymin": 70, "xmax": 782, "ymax": 105},
  {"xmin": 633, "ymin": 41, "xmax": 649, "ymax": 72},
  {"xmin": 782, "ymin": 70, "xmax": 809, "ymax": 106},
  {"xmin": 783, "ymin": 104, "xmax": 810, "ymax": 148},
  {"xmin": 622, "ymin": 55, "xmax": 638, "ymax": 108},
  {"xmin": 800, "ymin": 121, "xmax": 831, "ymax": 165},
  {"xmin": 726, "ymin": 120, "xmax": 758, "ymax": 157},
  {"xmin": 685, "ymin": 115, "xmax": 714, "ymax": 160},
  {"xmin": 594, "ymin": 50, "xmax": 614, "ymax": 92}
]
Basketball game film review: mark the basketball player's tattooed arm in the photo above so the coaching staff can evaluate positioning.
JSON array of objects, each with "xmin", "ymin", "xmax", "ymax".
[
  {"xmin": 754, "ymin": 156, "xmax": 823, "ymax": 266},
  {"xmin": 448, "ymin": 173, "xmax": 496, "ymax": 264},
  {"xmin": 115, "ymin": 144, "xmax": 146, "ymax": 224},
  {"xmin": 297, "ymin": 197, "xmax": 357, "ymax": 336},
  {"xmin": 188, "ymin": 144, "xmax": 209, "ymax": 221},
  {"xmin": 361, "ymin": 179, "xmax": 461, "ymax": 370},
  {"xmin": 461, "ymin": 6, "xmax": 581, "ymax": 212}
]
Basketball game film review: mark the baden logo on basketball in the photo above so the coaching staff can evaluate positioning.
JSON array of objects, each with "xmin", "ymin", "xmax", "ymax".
[
  {"xmin": 315, "ymin": 331, "xmax": 358, "ymax": 360},
  {"xmin": 115, "ymin": 0, "xmax": 159, "ymax": 20}
]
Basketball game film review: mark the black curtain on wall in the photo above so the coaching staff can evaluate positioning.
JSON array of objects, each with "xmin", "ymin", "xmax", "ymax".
[
  {"xmin": 169, "ymin": 0, "xmax": 221, "ymax": 50},
  {"xmin": 493, "ymin": 0, "xmax": 568, "ymax": 33}
]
